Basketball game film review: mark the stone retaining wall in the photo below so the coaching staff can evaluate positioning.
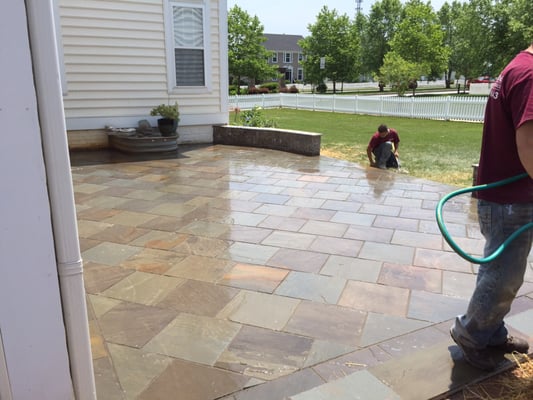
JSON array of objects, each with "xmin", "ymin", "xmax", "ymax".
[{"xmin": 213, "ymin": 125, "xmax": 321, "ymax": 156}]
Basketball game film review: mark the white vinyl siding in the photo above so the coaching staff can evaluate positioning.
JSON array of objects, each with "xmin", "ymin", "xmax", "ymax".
[
  {"xmin": 57, "ymin": 0, "xmax": 226, "ymax": 142},
  {"xmin": 59, "ymin": 0, "xmax": 169, "ymax": 117}
]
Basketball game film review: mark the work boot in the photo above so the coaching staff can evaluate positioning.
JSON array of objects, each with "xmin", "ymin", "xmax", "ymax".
[
  {"xmin": 450, "ymin": 327, "xmax": 497, "ymax": 371},
  {"xmin": 489, "ymin": 336, "xmax": 529, "ymax": 354}
]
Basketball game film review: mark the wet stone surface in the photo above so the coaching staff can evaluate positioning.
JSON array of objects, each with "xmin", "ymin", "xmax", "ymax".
[{"xmin": 72, "ymin": 146, "xmax": 533, "ymax": 400}]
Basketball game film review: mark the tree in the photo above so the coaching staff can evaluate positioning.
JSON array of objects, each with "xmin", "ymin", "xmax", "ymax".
[
  {"xmin": 389, "ymin": 0, "xmax": 449, "ymax": 84},
  {"xmin": 505, "ymin": 0, "xmax": 533, "ymax": 57},
  {"xmin": 351, "ymin": 11, "xmax": 367, "ymax": 82},
  {"xmin": 227, "ymin": 6, "xmax": 278, "ymax": 94},
  {"xmin": 377, "ymin": 51, "xmax": 424, "ymax": 95},
  {"xmin": 438, "ymin": 1, "xmax": 463, "ymax": 88},
  {"xmin": 300, "ymin": 6, "xmax": 359, "ymax": 93},
  {"xmin": 451, "ymin": 0, "xmax": 492, "ymax": 88},
  {"xmin": 360, "ymin": 0, "xmax": 403, "ymax": 77},
  {"xmin": 491, "ymin": 0, "xmax": 533, "ymax": 72},
  {"xmin": 450, "ymin": 0, "xmax": 532, "ymax": 82}
]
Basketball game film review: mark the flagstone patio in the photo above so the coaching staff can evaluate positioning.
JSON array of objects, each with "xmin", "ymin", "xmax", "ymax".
[{"xmin": 71, "ymin": 145, "xmax": 533, "ymax": 400}]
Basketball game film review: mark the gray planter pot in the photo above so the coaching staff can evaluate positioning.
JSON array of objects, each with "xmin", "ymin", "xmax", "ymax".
[{"xmin": 157, "ymin": 118, "xmax": 178, "ymax": 136}]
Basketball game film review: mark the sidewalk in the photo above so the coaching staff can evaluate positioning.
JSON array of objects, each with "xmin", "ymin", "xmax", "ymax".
[{"xmin": 71, "ymin": 145, "xmax": 533, "ymax": 400}]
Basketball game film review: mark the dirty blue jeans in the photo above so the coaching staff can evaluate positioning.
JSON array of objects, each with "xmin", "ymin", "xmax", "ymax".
[{"xmin": 453, "ymin": 200, "xmax": 533, "ymax": 348}]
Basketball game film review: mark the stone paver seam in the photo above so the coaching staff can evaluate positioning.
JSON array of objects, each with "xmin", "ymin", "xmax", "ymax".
[{"xmin": 88, "ymin": 299, "xmax": 128, "ymax": 397}]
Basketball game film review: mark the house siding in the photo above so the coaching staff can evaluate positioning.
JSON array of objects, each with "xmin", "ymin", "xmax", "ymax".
[
  {"xmin": 58, "ymin": 0, "xmax": 228, "ymax": 147},
  {"xmin": 264, "ymin": 34, "xmax": 305, "ymax": 85}
]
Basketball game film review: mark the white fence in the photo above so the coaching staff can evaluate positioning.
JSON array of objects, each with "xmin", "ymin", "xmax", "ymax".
[{"xmin": 228, "ymin": 93, "xmax": 488, "ymax": 123}]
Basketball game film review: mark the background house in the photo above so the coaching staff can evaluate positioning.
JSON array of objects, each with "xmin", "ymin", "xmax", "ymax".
[
  {"xmin": 56, "ymin": 0, "xmax": 229, "ymax": 150},
  {"xmin": 264, "ymin": 33, "xmax": 305, "ymax": 84}
]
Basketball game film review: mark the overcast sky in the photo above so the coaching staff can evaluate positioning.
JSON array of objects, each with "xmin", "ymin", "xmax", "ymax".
[{"xmin": 227, "ymin": 0, "xmax": 451, "ymax": 36}]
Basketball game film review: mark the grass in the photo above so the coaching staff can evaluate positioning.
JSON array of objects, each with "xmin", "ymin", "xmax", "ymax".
[{"xmin": 231, "ymin": 108, "xmax": 483, "ymax": 187}]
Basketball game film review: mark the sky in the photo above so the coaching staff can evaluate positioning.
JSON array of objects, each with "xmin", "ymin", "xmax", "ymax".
[{"xmin": 227, "ymin": 0, "xmax": 450, "ymax": 36}]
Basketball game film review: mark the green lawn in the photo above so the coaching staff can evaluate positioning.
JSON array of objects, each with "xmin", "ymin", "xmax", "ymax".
[{"xmin": 231, "ymin": 108, "xmax": 483, "ymax": 187}]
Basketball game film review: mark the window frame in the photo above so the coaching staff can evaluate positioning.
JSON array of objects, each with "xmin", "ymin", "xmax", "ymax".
[
  {"xmin": 164, "ymin": 1, "xmax": 211, "ymax": 93},
  {"xmin": 284, "ymin": 52, "xmax": 292, "ymax": 63},
  {"xmin": 271, "ymin": 53, "xmax": 278, "ymax": 63}
]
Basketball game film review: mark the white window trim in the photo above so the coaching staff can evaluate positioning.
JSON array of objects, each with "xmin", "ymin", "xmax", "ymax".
[
  {"xmin": 284, "ymin": 52, "xmax": 292, "ymax": 63},
  {"xmin": 272, "ymin": 53, "xmax": 278, "ymax": 63},
  {"xmin": 164, "ymin": 1, "xmax": 212, "ymax": 94},
  {"xmin": 297, "ymin": 68, "xmax": 303, "ymax": 81}
]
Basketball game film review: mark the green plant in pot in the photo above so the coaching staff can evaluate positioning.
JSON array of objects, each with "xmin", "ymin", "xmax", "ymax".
[{"xmin": 150, "ymin": 102, "xmax": 180, "ymax": 136}]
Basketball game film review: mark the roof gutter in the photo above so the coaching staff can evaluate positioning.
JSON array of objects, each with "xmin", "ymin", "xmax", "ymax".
[{"xmin": 25, "ymin": 0, "xmax": 96, "ymax": 398}]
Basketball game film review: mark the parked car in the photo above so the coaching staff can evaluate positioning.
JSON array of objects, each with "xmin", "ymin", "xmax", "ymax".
[{"xmin": 466, "ymin": 76, "xmax": 496, "ymax": 89}]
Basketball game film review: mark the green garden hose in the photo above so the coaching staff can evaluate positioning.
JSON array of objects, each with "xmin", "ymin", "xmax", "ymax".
[{"xmin": 436, "ymin": 172, "xmax": 531, "ymax": 264}]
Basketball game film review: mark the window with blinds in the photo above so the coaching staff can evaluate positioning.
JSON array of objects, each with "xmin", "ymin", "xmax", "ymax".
[{"xmin": 172, "ymin": 5, "xmax": 205, "ymax": 86}]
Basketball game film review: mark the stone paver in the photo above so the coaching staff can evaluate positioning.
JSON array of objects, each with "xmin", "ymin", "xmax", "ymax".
[{"xmin": 71, "ymin": 146, "xmax": 533, "ymax": 400}]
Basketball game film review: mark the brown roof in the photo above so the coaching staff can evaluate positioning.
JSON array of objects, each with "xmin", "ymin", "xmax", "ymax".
[{"xmin": 264, "ymin": 33, "xmax": 304, "ymax": 52}]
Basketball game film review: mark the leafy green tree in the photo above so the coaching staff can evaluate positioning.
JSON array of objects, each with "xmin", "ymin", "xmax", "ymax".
[
  {"xmin": 377, "ymin": 52, "xmax": 424, "ymax": 95},
  {"xmin": 389, "ymin": 0, "xmax": 449, "ymax": 83},
  {"xmin": 488, "ymin": 0, "xmax": 511, "ymax": 74},
  {"xmin": 491, "ymin": 0, "xmax": 533, "ymax": 72},
  {"xmin": 452, "ymin": 0, "xmax": 531, "ymax": 81},
  {"xmin": 506, "ymin": 0, "xmax": 533, "ymax": 55},
  {"xmin": 438, "ymin": 1, "xmax": 463, "ymax": 88},
  {"xmin": 227, "ymin": 6, "xmax": 278, "ymax": 94},
  {"xmin": 300, "ymin": 6, "xmax": 359, "ymax": 93},
  {"xmin": 351, "ymin": 11, "xmax": 368, "ymax": 81},
  {"xmin": 451, "ymin": 0, "xmax": 492, "ymax": 87},
  {"xmin": 360, "ymin": 0, "xmax": 403, "ymax": 77}
]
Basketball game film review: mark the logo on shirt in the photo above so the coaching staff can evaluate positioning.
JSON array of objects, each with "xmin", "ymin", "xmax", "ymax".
[{"xmin": 490, "ymin": 75, "xmax": 503, "ymax": 100}]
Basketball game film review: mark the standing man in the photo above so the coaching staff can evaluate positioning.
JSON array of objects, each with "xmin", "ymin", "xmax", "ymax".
[
  {"xmin": 367, "ymin": 124, "xmax": 400, "ymax": 169},
  {"xmin": 450, "ymin": 40, "xmax": 533, "ymax": 371}
]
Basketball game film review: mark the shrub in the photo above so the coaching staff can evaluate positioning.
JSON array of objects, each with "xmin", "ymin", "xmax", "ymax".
[
  {"xmin": 247, "ymin": 86, "xmax": 270, "ymax": 95},
  {"xmin": 260, "ymin": 82, "xmax": 279, "ymax": 93},
  {"xmin": 316, "ymin": 82, "xmax": 327, "ymax": 93},
  {"xmin": 289, "ymin": 85, "xmax": 299, "ymax": 93},
  {"xmin": 150, "ymin": 102, "xmax": 180, "ymax": 121},
  {"xmin": 240, "ymin": 106, "xmax": 277, "ymax": 128}
]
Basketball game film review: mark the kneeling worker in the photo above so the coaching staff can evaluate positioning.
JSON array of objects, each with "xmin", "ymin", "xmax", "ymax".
[{"xmin": 367, "ymin": 124, "xmax": 400, "ymax": 169}]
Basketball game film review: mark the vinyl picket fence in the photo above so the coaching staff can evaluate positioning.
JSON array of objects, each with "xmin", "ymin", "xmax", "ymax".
[{"xmin": 228, "ymin": 93, "xmax": 488, "ymax": 123}]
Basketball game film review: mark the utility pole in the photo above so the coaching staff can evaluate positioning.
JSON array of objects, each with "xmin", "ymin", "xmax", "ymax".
[{"xmin": 355, "ymin": 0, "xmax": 363, "ymax": 14}]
